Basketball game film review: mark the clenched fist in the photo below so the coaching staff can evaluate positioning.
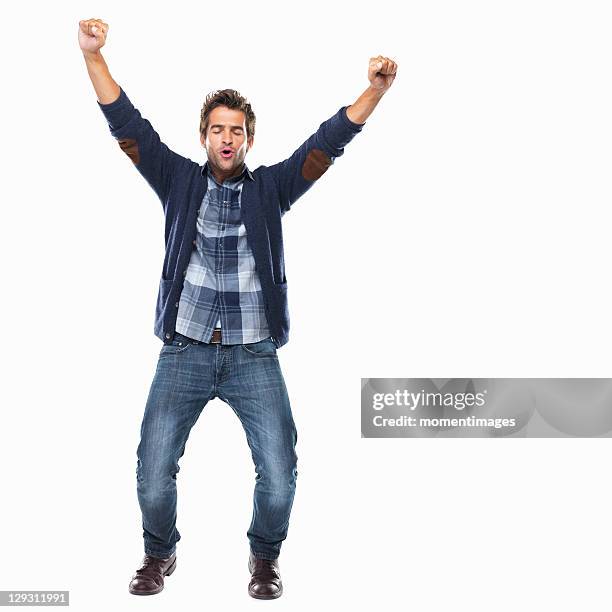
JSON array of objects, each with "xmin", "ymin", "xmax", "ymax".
[
  {"xmin": 78, "ymin": 18, "xmax": 109, "ymax": 54},
  {"xmin": 368, "ymin": 56, "xmax": 397, "ymax": 92}
]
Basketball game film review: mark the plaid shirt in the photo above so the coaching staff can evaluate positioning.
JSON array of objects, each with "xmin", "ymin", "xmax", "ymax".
[
  {"xmin": 97, "ymin": 87, "xmax": 365, "ymax": 348},
  {"xmin": 175, "ymin": 162, "xmax": 271, "ymax": 345}
]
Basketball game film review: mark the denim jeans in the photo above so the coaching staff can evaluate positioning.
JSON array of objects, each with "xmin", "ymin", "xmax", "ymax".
[{"xmin": 136, "ymin": 332, "xmax": 298, "ymax": 561}]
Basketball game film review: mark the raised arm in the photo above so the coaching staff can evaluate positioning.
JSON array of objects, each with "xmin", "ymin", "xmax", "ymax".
[
  {"xmin": 79, "ymin": 18, "xmax": 182, "ymax": 207},
  {"xmin": 79, "ymin": 19, "xmax": 120, "ymax": 103},
  {"xmin": 273, "ymin": 55, "xmax": 398, "ymax": 215},
  {"xmin": 346, "ymin": 55, "xmax": 398, "ymax": 124}
]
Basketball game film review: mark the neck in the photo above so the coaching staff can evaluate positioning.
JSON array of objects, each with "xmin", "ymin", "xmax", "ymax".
[{"xmin": 210, "ymin": 161, "xmax": 245, "ymax": 183}]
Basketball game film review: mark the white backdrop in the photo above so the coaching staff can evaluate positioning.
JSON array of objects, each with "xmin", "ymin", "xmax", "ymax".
[{"xmin": 1, "ymin": 0, "xmax": 611, "ymax": 610}]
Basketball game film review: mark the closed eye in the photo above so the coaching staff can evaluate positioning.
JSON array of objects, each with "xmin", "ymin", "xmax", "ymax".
[{"xmin": 212, "ymin": 128, "xmax": 243, "ymax": 133}]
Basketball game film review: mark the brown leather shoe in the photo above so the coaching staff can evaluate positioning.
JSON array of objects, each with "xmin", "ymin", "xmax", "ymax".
[
  {"xmin": 248, "ymin": 552, "xmax": 283, "ymax": 599},
  {"xmin": 128, "ymin": 553, "xmax": 177, "ymax": 595}
]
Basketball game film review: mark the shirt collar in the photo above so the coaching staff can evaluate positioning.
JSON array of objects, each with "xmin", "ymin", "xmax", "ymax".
[{"xmin": 201, "ymin": 160, "xmax": 254, "ymax": 183}]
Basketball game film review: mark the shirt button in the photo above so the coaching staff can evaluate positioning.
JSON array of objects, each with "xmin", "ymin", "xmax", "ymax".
[
  {"xmin": 183, "ymin": 270, "xmax": 187, "ymax": 277},
  {"xmin": 175, "ymin": 301, "xmax": 179, "ymax": 308},
  {"xmin": 165, "ymin": 332, "xmax": 171, "ymax": 339},
  {"xmin": 192, "ymin": 239, "xmax": 196, "ymax": 246}
]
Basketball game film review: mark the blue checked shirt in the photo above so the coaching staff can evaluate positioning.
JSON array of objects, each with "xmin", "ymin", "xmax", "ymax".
[
  {"xmin": 175, "ymin": 162, "xmax": 271, "ymax": 344},
  {"xmin": 96, "ymin": 87, "xmax": 365, "ymax": 348}
]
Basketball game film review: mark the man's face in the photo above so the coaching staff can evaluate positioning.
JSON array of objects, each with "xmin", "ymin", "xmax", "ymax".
[{"xmin": 201, "ymin": 105, "xmax": 253, "ymax": 179}]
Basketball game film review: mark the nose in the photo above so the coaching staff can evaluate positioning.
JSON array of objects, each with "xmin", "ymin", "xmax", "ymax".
[{"xmin": 222, "ymin": 130, "xmax": 233, "ymax": 145}]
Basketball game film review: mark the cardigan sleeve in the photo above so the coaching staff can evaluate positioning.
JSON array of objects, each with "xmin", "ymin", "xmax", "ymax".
[
  {"xmin": 270, "ymin": 106, "xmax": 365, "ymax": 215},
  {"xmin": 97, "ymin": 87, "xmax": 185, "ymax": 207}
]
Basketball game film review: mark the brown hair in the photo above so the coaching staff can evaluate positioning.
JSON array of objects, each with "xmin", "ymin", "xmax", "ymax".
[{"xmin": 199, "ymin": 89, "xmax": 256, "ymax": 141}]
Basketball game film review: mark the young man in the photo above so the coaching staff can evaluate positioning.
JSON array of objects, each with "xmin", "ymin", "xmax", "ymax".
[{"xmin": 79, "ymin": 17, "xmax": 397, "ymax": 600}]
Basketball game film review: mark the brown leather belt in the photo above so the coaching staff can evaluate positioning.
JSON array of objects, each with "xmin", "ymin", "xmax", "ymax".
[{"xmin": 210, "ymin": 328, "xmax": 222, "ymax": 343}]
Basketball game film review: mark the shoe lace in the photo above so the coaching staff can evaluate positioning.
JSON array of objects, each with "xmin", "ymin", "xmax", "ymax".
[
  {"xmin": 252, "ymin": 558, "xmax": 280, "ymax": 581},
  {"xmin": 136, "ymin": 555, "xmax": 166, "ymax": 576}
]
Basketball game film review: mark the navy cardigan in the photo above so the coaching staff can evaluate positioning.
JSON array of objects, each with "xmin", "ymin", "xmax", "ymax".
[{"xmin": 97, "ymin": 87, "xmax": 365, "ymax": 348}]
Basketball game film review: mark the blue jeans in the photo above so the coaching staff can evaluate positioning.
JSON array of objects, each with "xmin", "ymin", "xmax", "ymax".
[{"xmin": 136, "ymin": 332, "xmax": 298, "ymax": 561}]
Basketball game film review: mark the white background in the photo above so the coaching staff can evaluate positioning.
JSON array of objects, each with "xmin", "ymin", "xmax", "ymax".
[{"xmin": 1, "ymin": 0, "xmax": 611, "ymax": 610}]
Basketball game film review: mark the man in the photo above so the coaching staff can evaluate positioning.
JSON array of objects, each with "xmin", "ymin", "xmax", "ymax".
[{"xmin": 79, "ymin": 16, "xmax": 397, "ymax": 600}]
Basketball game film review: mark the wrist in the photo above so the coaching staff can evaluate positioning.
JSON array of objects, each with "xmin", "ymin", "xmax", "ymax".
[
  {"xmin": 82, "ymin": 50, "xmax": 104, "ymax": 63},
  {"xmin": 366, "ymin": 84, "xmax": 387, "ymax": 97}
]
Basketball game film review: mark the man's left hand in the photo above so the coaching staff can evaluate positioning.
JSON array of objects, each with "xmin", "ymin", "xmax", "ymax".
[{"xmin": 368, "ymin": 55, "xmax": 398, "ymax": 92}]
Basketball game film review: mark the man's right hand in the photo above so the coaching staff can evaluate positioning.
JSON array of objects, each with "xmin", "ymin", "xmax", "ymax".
[{"xmin": 78, "ymin": 18, "xmax": 109, "ymax": 54}]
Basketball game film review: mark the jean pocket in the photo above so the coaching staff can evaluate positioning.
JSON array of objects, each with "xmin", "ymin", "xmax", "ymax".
[
  {"xmin": 241, "ymin": 337, "xmax": 277, "ymax": 357},
  {"xmin": 159, "ymin": 335, "xmax": 194, "ymax": 357}
]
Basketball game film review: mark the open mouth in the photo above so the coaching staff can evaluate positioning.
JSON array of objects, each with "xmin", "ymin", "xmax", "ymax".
[{"xmin": 220, "ymin": 148, "xmax": 234, "ymax": 159}]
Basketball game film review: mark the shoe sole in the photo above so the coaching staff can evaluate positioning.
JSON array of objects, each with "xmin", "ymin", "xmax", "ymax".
[
  {"xmin": 247, "ymin": 559, "xmax": 283, "ymax": 599},
  {"xmin": 129, "ymin": 557, "xmax": 177, "ymax": 596},
  {"xmin": 248, "ymin": 588, "xmax": 283, "ymax": 600}
]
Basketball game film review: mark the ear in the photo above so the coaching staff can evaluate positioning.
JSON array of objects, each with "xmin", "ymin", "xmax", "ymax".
[
  {"xmin": 200, "ymin": 131, "xmax": 206, "ymax": 147},
  {"xmin": 247, "ymin": 135, "xmax": 254, "ymax": 151}
]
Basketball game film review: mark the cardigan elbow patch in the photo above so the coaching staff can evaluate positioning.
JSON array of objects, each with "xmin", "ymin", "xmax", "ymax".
[
  {"xmin": 301, "ymin": 148, "xmax": 331, "ymax": 181},
  {"xmin": 118, "ymin": 137, "xmax": 140, "ymax": 165}
]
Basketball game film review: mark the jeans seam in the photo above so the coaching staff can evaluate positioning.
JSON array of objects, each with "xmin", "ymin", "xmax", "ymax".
[
  {"xmin": 145, "ymin": 546, "xmax": 176, "ymax": 558},
  {"xmin": 250, "ymin": 551, "xmax": 279, "ymax": 560},
  {"xmin": 217, "ymin": 392, "xmax": 249, "ymax": 437},
  {"xmin": 140, "ymin": 351, "xmax": 182, "ymax": 554}
]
